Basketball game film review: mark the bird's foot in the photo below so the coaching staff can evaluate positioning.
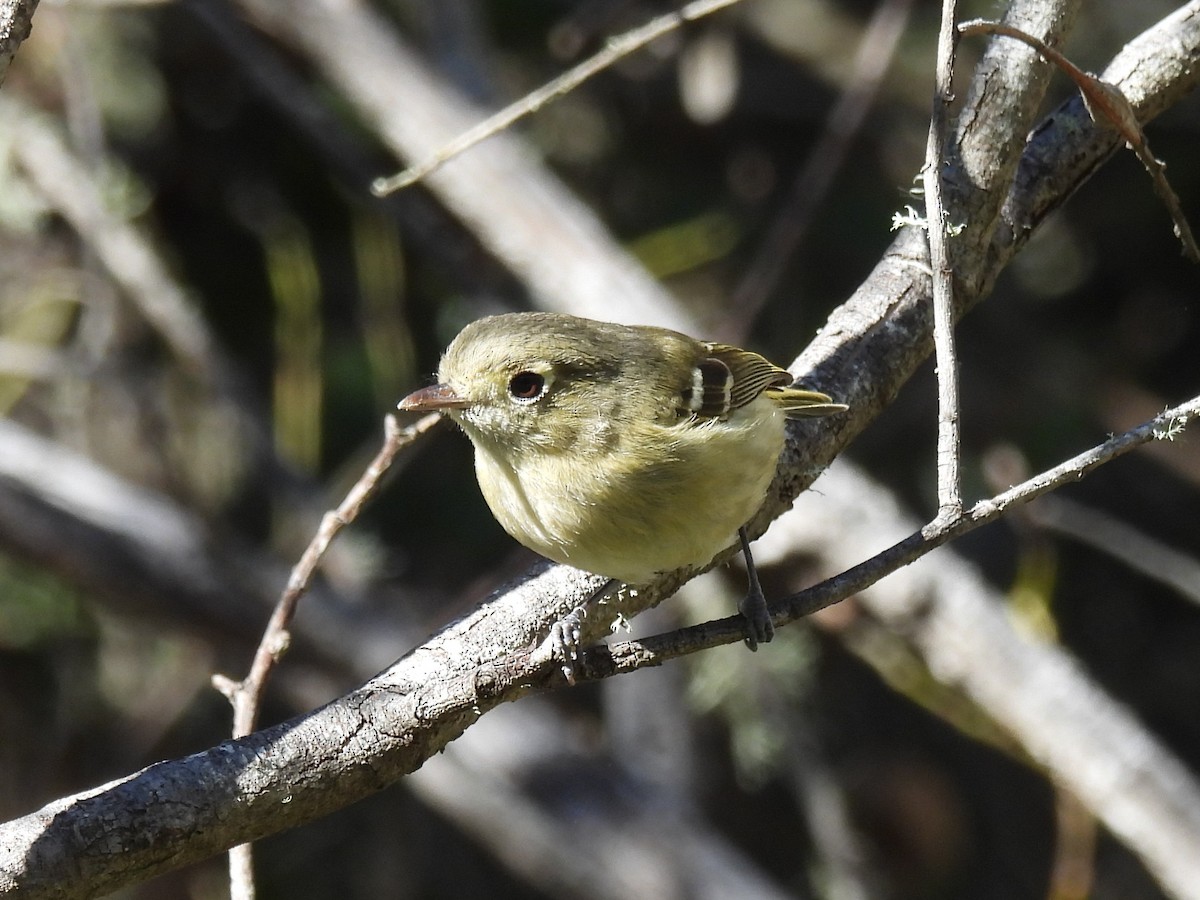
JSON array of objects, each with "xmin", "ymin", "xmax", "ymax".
[
  {"xmin": 736, "ymin": 527, "xmax": 775, "ymax": 651},
  {"xmin": 548, "ymin": 577, "xmax": 619, "ymax": 685},
  {"xmin": 549, "ymin": 604, "xmax": 586, "ymax": 685},
  {"xmin": 738, "ymin": 586, "xmax": 775, "ymax": 651}
]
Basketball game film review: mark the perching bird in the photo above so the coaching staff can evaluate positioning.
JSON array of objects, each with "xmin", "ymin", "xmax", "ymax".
[{"xmin": 399, "ymin": 311, "xmax": 845, "ymax": 655}]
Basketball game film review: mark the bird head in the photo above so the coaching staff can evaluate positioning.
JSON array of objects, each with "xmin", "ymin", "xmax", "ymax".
[{"xmin": 398, "ymin": 313, "xmax": 635, "ymax": 456}]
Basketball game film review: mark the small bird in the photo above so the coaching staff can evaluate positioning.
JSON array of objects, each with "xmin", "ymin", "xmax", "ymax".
[{"xmin": 399, "ymin": 312, "xmax": 845, "ymax": 654}]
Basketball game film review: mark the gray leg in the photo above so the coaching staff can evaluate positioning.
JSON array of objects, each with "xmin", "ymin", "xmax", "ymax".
[{"xmin": 737, "ymin": 527, "xmax": 774, "ymax": 650}]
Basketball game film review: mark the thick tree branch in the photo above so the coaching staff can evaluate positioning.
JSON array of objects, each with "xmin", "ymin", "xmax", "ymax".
[{"xmin": 0, "ymin": 0, "xmax": 38, "ymax": 86}]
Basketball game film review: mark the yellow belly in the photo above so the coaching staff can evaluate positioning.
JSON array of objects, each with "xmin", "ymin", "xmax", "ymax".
[{"xmin": 472, "ymin": 398, "xmax": 786, "ymax": 583}]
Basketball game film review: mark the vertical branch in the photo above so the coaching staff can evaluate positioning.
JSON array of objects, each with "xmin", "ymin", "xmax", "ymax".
[
  {"xmin": 211, "ymin": 412, "xmax": 442, "ymax": 900},
  {"xmin": 227, "ymin": 846, "xmax": 255, "ymax": 900},
  {"xmin": 924, "ymin": 0, "xmax": 962, "ymax": 521}
]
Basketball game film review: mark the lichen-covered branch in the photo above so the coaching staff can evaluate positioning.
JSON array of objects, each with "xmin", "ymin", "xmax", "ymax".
[{"xmin": 0, "ymin": 0, "xmax": 39, "ymax": 86}]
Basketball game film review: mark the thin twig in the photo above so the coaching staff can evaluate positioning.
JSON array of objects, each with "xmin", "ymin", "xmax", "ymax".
[
  {"xmin": 370, "ymin": 0, "xmax": 746, "ymax": 196},
  {"xmin": 211, "ymin": 411, "xmax": 442, "ymax": 900},
  {"xmin": 959, "ymin": 18, "xmax": 1200, "ymax": 263},
  {"xmin": 562, "ymin": 393, "xmax": 1200, "ymax": 679},
  {"xmin": 925, "ymin": 0, "xmax": 962, "ymax": 520}
]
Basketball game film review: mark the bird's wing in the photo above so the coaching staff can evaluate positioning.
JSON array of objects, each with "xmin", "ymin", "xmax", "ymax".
[
  {"xmin": 675, "ymin": 343, "xmax": 791, "ymax": 418},
  {"xmin": 703, "ymin": 343, "xmax": 793, "ymax": 412}
]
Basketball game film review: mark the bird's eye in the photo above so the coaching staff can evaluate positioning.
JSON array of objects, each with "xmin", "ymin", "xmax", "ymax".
[{"xmin": 508, "ymin": 371, "xmax": 546, "ymax": 403}]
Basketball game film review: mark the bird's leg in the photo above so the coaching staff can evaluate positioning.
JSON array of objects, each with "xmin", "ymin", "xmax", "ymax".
[
  {"xmin": 737, "ymin": 527, "xmax": 774, "ymax": 650},
  {"xmin": 549, "ymin": 577, "xmax": 619, "ymax": 685}
]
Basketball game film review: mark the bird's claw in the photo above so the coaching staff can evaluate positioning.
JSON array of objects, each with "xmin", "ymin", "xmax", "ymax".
[
  {"xmin": 739, "ymin": 588, "xmax": 775, "ymax": 652},
  {"xmin": 550, "ymin": 605, "xmax": 587, "ymax": 685}
]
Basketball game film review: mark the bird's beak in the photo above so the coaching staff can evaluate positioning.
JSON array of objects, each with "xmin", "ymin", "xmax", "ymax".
[{"xmin": 398, "ymin": 383, "xmax": 471, "ymax": 412}]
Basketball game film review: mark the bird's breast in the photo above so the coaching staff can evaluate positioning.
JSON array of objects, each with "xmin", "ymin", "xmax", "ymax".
[{"xmin": 470, "ymin": 399, "xmax": 787, "ymax": 583}]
